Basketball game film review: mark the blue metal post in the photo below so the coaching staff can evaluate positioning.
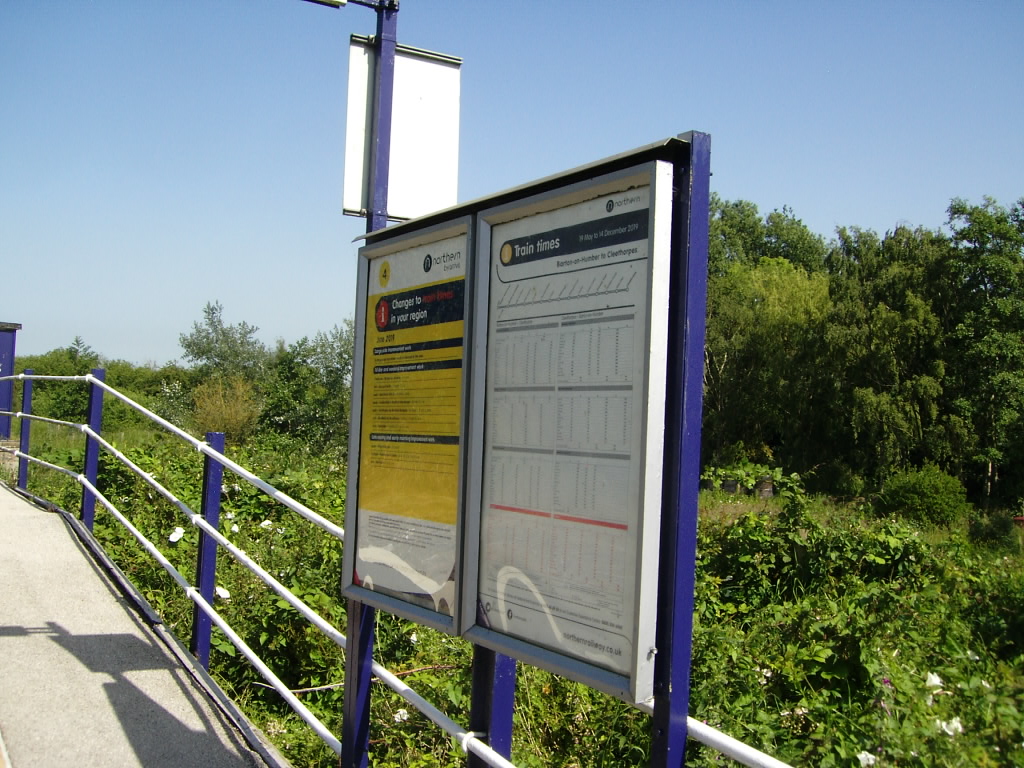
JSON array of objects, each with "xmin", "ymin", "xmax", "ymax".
[
  {"xmin": 365, "ymin": 4, "xmax": 397, "ymax": 235},
  {"xmin": 650, "ymin": 132, "xmax": 711, "ymax": 768},
  {"xmin": 0, "ymin": 322, "xmax": 21, "ymax": 440},
  {"xmin": 342, "ymin": 6, "xmax": 397, "ymax": 768},
  {"xmin": 192, "ymin": 431, "xmax": 225, "ymax": 669},
  {"xmin": 17, "ymin": 370, "xmax": 33, "ymax": 490},
  {"xmin": 81, "ymin": 368, "xmax": 106, "ymax": 530},
  {"xmin": 469, "ymin": 646, "xmax": 517, "ymax": 765}
]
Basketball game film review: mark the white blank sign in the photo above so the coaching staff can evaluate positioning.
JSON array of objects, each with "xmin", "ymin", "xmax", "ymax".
[{"xmin": 344, "ymin": 36, "xmax": 461, "ymax": 221}]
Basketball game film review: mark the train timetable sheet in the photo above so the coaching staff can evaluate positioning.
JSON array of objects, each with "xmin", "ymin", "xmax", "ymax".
[
  {"xmin": 479, "ymin": 187, "xmax": 652, "ymax": 674},
  {"xmin": 354, "ymin": 234, "xmax": 467, "ymax": 617}
]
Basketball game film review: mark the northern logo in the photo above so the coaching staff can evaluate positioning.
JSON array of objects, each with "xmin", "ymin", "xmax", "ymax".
[
  {"xmin": 606, "ymin": 199, "xmax": 614, "ymax": 213},
  {"xmin": 423, "ymin": 254, "xmax": 433, "ymax": 273}
]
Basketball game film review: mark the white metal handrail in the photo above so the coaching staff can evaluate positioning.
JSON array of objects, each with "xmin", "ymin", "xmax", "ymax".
[
  {"xmin": 3, "ymin": 445, "xmax": 514, "ymax": 764},
  {"xmin": 1, "ymin": 372, "xmax": 793, "ymax": 768},
  {"xmin": 0, "ymin": 374, "xmax": 518, "ymax": 767},
  {"xmin": 1, "ymin": 372, "xmax": 345, "ymax": 540}
]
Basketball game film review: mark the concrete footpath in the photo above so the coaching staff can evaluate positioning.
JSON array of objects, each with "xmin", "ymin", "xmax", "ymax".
[{"xmin": 0, "ymin": 485, "xmax": 284, "ymax": 768}]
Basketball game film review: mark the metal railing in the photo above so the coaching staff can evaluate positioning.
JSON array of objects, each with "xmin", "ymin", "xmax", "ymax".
[{"xmin": 0, "ymin": 369, "xmax": 791, "ymax": 768}]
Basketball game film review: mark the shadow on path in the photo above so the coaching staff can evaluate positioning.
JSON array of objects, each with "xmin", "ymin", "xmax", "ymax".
[{"xmin": 0, "ymin": 621, "xmax": 258, "ymax": 767}]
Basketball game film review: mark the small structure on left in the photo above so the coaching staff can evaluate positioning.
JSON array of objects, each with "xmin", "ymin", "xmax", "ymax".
[{"xmin": 0, "ymin": 322, "xmax": 21, "ymax": 441}]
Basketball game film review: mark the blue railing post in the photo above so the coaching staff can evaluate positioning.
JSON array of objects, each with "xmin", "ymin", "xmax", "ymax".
[
  {"xmin": 342, "ymin": 6, "xmax": 398, "ymax": 768},
  {"xmin": 17, "ymin": 369, "xmax": 33, "ymax": 490},
  {"xmin": 192, "ymin": 431, "xmax": 225, "ymax": 670},
  {"xmin": 0, "ymin": 322, "xmax": 21, "ymax": 440},
  {"xmin": 469, "ymin": 646, "xmax": 516, "ymax": 766},
  {"xmin": 81, "ymin": 368, "xmax": 106, "ymax": 530},
  {"xmin": 650, "ymin": 132, "xmax": 711, "ymax": 768}
]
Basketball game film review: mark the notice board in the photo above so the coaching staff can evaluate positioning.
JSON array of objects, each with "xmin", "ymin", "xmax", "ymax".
[
  {"xmin": 463, "ymin": 161, "xmax": 675, "ymax": 704},
  {"xmin": 343, "ymin": 220, "xmax": 471, "ymax": 631},
  {"xmin": 344, "ymin": 135, "xmax": 706, "ymax": 708}
]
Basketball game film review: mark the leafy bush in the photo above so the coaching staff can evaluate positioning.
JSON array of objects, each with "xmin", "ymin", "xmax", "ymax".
[
  {"xmin": 968, "ymin": 513, "xmax": 1017, "ymax": 549},
  {"xmin": 13, "ymin": 421, "xmax": 1024, "ymax": 767},
  {"xmin": 191, "ymin": 376, "xmax": 262, "ymax": 443},
  {"xmin": 877, "ymin": 463, "xmax": 973, "ymax": 526}
]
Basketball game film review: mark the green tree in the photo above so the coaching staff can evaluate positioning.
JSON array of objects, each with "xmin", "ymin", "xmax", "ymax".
[
  {"xmin": 762, "ymin": 205, "xmax": 827, "ymax": 273},
  {"xmin": 940, "ymin": 196, "xmax": 1024, "ymax": 502},
  {"xmin": 703, "ymin": 257, "xmax": 830, "ymax": 468},
  {"xmin": 820, "ymin": 225, "xmax": 950, "ymax": 491},
  {"xmin": 708, "ymin": 195, "xmax": 827, "ymax": 276},
  {"xmin": 708, "ymin": 194, "xmax": 764, "ymax": 275},
  {"xmin": 260, "ymin": 320, "xmax": 355, "ymax": 456},
  {"xmin": 179, "ymin": 301, "xmax": 270, "ymax": 381},
  {"xmin": 15, "ymin": 338, "xmax": 100, "ymax": 422}
]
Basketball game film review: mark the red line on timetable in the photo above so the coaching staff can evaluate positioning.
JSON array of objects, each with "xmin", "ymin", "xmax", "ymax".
[
  {"xmin": 552, "ymin": 513, "xmax": 628, "ymax": 530},
  {"xmin": 490, "ymin": 503, "xmax": 552, "ymax": 519}
]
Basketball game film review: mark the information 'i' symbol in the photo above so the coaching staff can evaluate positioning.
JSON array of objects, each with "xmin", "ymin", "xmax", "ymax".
[{"xmin": 375, "ymin": 298, "xmax": 390, "ymax": 331}]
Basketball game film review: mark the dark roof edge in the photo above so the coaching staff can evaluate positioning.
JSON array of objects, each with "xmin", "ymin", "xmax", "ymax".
[{"xmin": 361, "ymin": 133, "xmax": 696, "ymax": 245}]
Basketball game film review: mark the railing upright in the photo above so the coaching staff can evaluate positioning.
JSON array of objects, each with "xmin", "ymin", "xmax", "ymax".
[
  {"xmin": 469, "ymin": 647, "xmax": 517, "ymax": 766},
  {"xmin": 17, "ymin": 369, "xmax": 33, "ymax": 490},
  {"xmin": 81, "ymin": 368, "xmax": 106, "ymax": 530},
  {"xmin": 192, "ymin": 431, "xmax": 225, "ymax": 669}
]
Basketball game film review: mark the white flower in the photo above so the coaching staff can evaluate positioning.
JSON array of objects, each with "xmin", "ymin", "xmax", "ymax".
[
  {"xmin": 260, "ymin": 519, "xmax": 272, "ymax": 529},
  {"xmin": 856, "ymin": 751, "xmax": 877, "ymax": 766},
  {"xmin": 169, "ymin": 527, "xmax": 185, "ymax": 543},
  {"xmin": 410, "ymin": 631, "xmax": 418, "ymax": 644},
  {"xmin": 231, "ymin": 524, "xmax": 240, "ymax": 533},
  {"xmin": 277, "ymin": 527, "xmax": 285, "ymax": 534},
  {"xmin": 937, "ymin": 717, "xmax": 963, "ymax": 736},
  {"xmin": 393, "ymin": 708, "xmax": 409, "ymax": 723},
  {"xmin": 981, "ymin": 680, "xmax": 992, "ymax": 689},
  {"xmin": 215, "ymin": 585, "xmax": 230, "ymax": 599},
  {"xmin": 225, "ymin": 511, "xmax": 235, "ymax": 520},
  {"xmin": 926, "ymin": 672, "xmax": 943, "ymax": 688},
  {"xmin": 967, "ymin": 650, "xmax": 980, "ymax": 661}
]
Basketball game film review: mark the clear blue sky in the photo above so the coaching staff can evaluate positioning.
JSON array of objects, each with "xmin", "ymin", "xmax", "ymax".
[{"xmin": 3, "ymin": 1, "xmax": 1022, "ymax": 365}]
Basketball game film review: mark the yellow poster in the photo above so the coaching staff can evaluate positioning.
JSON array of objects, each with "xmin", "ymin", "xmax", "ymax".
[{"xmin": 354, "ymin": 234, "xmax": 466, "ymax": 616}]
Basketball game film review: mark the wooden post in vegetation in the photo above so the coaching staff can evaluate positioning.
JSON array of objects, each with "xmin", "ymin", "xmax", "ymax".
[
  {"xmin": 17, "ymin": 369, "xmax": 33, "ymax": 490},
  {"xmin": 81, "ymin": 368, "xmax": 105, "ymax": 530},
  {"xmin": 192, "ymin": 431, "xmax": 225, "ymax": 670}
]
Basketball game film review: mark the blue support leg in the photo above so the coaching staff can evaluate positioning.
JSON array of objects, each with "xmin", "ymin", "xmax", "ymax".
[
  {"xmin": 81, "ymin": 368, "xmax": 106, "ymax": 530},
  {"xmin": 17, "ymin": 370, "xmax": 33, "ymax": 490},
  {"xmin": 192, "ymin": 431, "xmax": 225, "ymax": 669},
  {"xmin": 469, "ymin": 645, "xmax": 516, "ymax": 766},
  {"xmin": 341, "ymin": 600, "xmax": 376, "ymax": 768}
]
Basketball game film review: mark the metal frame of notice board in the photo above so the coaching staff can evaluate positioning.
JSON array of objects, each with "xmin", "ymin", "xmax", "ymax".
[
  {"xmin": 461, "ymin": 159, "xmax": 676, "ymax": 705},
  {"xmin": 344, "ymin": 132, "xmax": 709, "ymax": 734}
]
